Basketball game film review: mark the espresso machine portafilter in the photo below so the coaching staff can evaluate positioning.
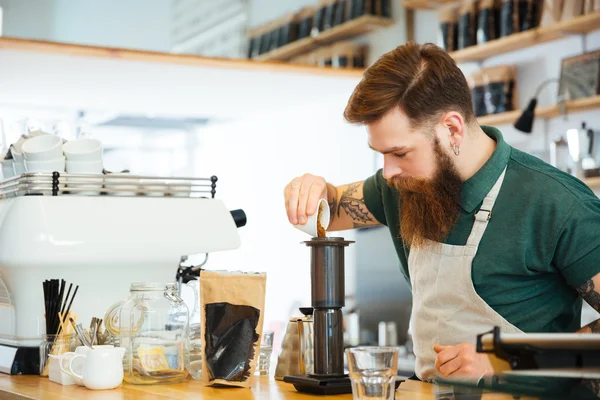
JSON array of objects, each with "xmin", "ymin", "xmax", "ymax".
[{"xmin": 284, "ymin": 236, "xmax": 354, "ymax": 395}]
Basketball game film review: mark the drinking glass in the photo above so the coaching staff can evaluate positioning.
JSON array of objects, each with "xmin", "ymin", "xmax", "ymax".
[
  {"xmin": 255, "ymin": 330, "xmax": 274, "ymax": 375},
  {"xmin": 346, "ymin": 346, "xmax": 399, "ymax": 400}
]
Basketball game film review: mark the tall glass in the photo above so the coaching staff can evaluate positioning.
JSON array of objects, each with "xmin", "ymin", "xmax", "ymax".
[
  {"xmin": 346, "ymin": 346, "xmax": 399, "ymax": 400},
  {"xmin": 255, "ymin": 330, "xmax": 274, "ymax": 375}
]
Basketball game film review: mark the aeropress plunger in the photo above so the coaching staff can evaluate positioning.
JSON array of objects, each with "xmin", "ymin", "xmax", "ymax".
[{"xmin": 284, "ymin": 237, "xmax": 354, "ymax": 395}]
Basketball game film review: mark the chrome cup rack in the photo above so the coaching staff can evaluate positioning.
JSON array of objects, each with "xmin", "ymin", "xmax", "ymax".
[{"xmin": 0, "ymin": 172, "xmax": 218, "ymax": 199}]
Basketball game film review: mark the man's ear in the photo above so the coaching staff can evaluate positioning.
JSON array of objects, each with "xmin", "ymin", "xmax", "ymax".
[{"xmin": 439, "ymin": 112, "xmax": 466, "ymax": 150}]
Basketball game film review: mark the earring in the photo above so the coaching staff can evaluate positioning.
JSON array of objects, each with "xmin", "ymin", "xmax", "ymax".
[{"xmin": 452, "ymin": 144, "xmax": 460, "ymax": 156}]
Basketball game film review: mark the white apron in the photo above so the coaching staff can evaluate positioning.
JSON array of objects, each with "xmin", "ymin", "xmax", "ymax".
[{"xmin": 408, "ymin": 168, "xmax": 523, "ymax": 382}]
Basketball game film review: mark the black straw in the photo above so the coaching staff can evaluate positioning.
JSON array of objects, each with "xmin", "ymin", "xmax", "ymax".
[
  {"xmin": 42, "ymin": 280, "xmax": 79, "ymax": 335},
  {"xmin": 63, "ymin": 285, "xmax": 79, "ymax": 327}
]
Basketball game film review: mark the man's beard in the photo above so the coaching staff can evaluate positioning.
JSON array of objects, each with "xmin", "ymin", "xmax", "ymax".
[{"xmin": 388, "ymin": 139, "xmax": 462, "ymax": 249}]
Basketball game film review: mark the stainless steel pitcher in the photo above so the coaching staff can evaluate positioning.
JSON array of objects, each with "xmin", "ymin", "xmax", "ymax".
[{"xmin": 274, "ymin": 308, "xmax": 313, "ymax": 380}]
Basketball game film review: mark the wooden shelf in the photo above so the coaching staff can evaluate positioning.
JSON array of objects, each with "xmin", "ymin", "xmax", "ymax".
[
  {"xmin": 255, "ymin": 37, "xmax": 315, "ymax": 61},
  {"xmin": 255, "ymin": 15, "xmax": 394, "ymax": 61},
  {"xmin": 0, "ymin": 36, "xmax": 365, "ymax": 78},
  {"xmin": 450, "ymin": 11, "xmax": 600, "ymax": 63},
  {"xmin": 585, "ymin": 177, "xmax": 600, "ymax": 188},
  {"xmin": 404, "ymin": 0, "xmax": 456, "ymax": 10},
  {"xmin": 315, "ymin": 15, "xmax": 395, "ymax": 44},
  {"xmin": 477, "ymin": 95, "xmax": 600, "ymax": 126}
]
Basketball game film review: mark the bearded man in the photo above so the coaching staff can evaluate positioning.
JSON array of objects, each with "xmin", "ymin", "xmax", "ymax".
[{"xmin": 283, "ymin": 42, "xmax": 600, "ymax": 393}]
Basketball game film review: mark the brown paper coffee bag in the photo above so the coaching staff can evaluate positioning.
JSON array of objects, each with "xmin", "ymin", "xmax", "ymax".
[{"xmin": 200, "ymin": 270, "xmax": 267, "ymax": 388}]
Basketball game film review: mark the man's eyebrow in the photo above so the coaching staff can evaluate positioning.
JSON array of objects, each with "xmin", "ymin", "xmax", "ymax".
[{"xmin": 368, "ymin": 144, "xmax": 407, "ymax": 154}]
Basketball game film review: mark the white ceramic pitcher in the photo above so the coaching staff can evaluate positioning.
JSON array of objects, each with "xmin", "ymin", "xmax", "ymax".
[{"xmin": 67, "ymin": 346, "xmax": 126, "ymax": 390}]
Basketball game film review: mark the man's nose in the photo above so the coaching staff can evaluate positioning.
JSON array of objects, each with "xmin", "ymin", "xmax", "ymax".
[{"xmin": 382, "ymin": 160, "xmax": 402, "ymax": 180}]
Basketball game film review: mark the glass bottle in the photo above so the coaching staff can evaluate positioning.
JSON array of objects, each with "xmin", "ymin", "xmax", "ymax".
[{"xmin": 105, "ymin": 282, "xmax": 190, "ymax": 384}]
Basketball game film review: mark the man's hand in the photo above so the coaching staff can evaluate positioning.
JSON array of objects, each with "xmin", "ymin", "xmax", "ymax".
[{"xmin": 434, "ymin": 343, "xmax": 494, "ymax": 378}]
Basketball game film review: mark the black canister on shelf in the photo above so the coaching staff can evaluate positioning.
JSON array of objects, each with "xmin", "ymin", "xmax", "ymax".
[
  {"xmin": 313, "ymin": 4, "xmax": 326, "ymax": 36},
  {"xmin": 353, "ymin": 52, "xmax": 366, "ymax": 68},
  {"xmin": 520, "ymin": 0, "xmax": 542, "ymax": 31},
  {"xmin": 338, "ymin": 55, "xmax": 349, "ymax": 67},
  {"xmin": 469, "ymin": 70, "xmax": 488, "ymax": 117},
  {"xmin": 258, "ymin": 32, "xmax": 270, "ymax": 55},
  {"xmin": 477, "ymin": 0, "xmax": 500, "ymax": 44},
  {"xmin": 530, "ymin": 0, "xmax": 543, "ymax": 29},
  {"xmin": 295, "ymin": 7, "xmax": 316, "ymax": 40},
  {"xmin": 269, "ymin": 29, "xmax": 280, "ymax": 52},
  {"xmin": 517, "ymin": 0, "xmax": 531, "ymax": 30},
  {"xmin": 247, "ymin": 37, "xmax": 256, "ymax": 59},
  {"xmin": 333, "ymin": 0, "xmax": 348, "ymax": 26},
  {"xmin": 499, "ymin": 0, "xmax": 517, "ymax": 37},
  {"xmin": 324, "ymin": 0, "xmax": 337, "ymax": 30},
  {"xmin": 439, "ymin": 3, "xmax": 460, "ymax": 51},
  {"xmin": 350, "ymin": 0, "xmax": 366, "ymax": 19},
  {"xmin": 457, "ymin": 0, "xmax": 478, "ymax": 49},
  {"xmin": 483, "ymin": 65, "xmax": 517, "ymax": 115},
  {"xmin": 381, "ymin": 0, "xmax": 391, "ymax": 17},
  {"xmin": 278, "ymin": 24, "xmax": 291, "ymax": 48}
]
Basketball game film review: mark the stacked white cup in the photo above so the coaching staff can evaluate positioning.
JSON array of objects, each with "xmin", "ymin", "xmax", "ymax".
[
  {"xmin": 21, "ymin": 135, "xmax": 65, "ymax": 173},
  {"xmin": 62, "ymin": 138, "xmax": 104, "ymax": 195},
  {"xmin": 21, "ymin": 135, "xmax": 66, "ymax": 194}
]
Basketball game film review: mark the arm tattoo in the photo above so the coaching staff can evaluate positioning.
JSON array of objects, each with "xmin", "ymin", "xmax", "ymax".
[
  {"xmin": 581, "ymin": 379, "xmax": 600, "ymax": 397},
  {"xmin": 338, "ymin": 183, "xmax": 375, "ymax": 225},
  {"xmin": 329, "ymin": 196, "xmax": 338, "ymax": 218},
  {"xmin": 577, "ymin": 279, "xmax": 600, "ymax": 313}
]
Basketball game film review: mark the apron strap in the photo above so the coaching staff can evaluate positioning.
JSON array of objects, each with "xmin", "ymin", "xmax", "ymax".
[{"xmin": 465, "ymin": 168, "xmax": 507, "ymax": 255}]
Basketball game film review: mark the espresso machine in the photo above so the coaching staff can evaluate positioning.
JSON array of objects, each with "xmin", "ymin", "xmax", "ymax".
[
  {"xmin": 0, "ymin": 171, "xmax": 246, "ymax": 374},
  {"xmin": 284, "ymin": 237, "xmax": 354, "ymax": 395}
]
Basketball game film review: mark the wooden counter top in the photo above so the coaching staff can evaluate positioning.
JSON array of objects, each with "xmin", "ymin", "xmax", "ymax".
[{"xmin": 0, "ymin": 375, "xmax": 534, "ymax": 400}]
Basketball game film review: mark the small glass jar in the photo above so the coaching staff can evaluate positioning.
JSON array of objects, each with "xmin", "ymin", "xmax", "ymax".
[
  {"xmin": 106, "ymin": 282, "xmax": 190, "ymax": 385},
  {"xmin": 39, "ymin": 334, "xmax": 75, "ymax": 376}
]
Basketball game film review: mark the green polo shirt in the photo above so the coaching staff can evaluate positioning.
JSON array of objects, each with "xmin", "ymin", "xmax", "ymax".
[{"xmin": 362, "ymin": 126, "xmax": 600, "ymax": 333}]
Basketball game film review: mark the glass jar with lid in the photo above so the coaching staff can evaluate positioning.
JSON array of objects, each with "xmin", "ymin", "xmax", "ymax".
[{"xmin": 105, "ymin": 282, "xmax": 191, "ymax": 384}]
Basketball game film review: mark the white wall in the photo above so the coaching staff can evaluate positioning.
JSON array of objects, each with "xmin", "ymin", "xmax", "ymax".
[
  {"xmin": 0, "ymin": 0, "xmax": 171, "ymax": 52},
  {"xmin": 192, "ymin": 97, "xmax": 375, "ymax": 343},
  {"xmin": 0, "ymin": 0, "xmax": 55, "ymax": 40}
]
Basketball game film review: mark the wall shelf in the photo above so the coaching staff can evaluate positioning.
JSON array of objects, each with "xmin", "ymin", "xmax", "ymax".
[
  {"xmin": 0, "ymin": 36, "xmax": 365, "ymax": 78},
  {"xmin": 255, "ymin": 15, "xmax": 394, "ymax": 62},
  {"xmin": 255, "ymin": 37, "xmax": 315, "ymax": 62},
  {"xmin": 449, "ymin": 12, "xmax": 600, "ymax": 63},
  {"xmin": 477, "ymin": 95, "xmax": 600, "ymax": 126},
  {"xmin": 403, "ymin": 0, "xmax": 456, "ymax": 10}
]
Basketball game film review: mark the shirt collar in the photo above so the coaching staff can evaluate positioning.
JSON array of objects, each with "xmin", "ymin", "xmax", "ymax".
[{"xmin": 460, "ymin": 126, "xmax": 511, "ymax": 213}]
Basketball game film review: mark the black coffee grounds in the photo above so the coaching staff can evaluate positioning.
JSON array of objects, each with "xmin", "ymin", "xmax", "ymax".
[{"xmin": 204, "ymin": 302, "xmax": 260, "ymax": 382}]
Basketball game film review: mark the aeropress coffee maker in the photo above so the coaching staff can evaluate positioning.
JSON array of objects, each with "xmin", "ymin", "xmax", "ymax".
[{"xmin": 284, "ymin": 237, "xmax": 354, "ymax": 395}]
